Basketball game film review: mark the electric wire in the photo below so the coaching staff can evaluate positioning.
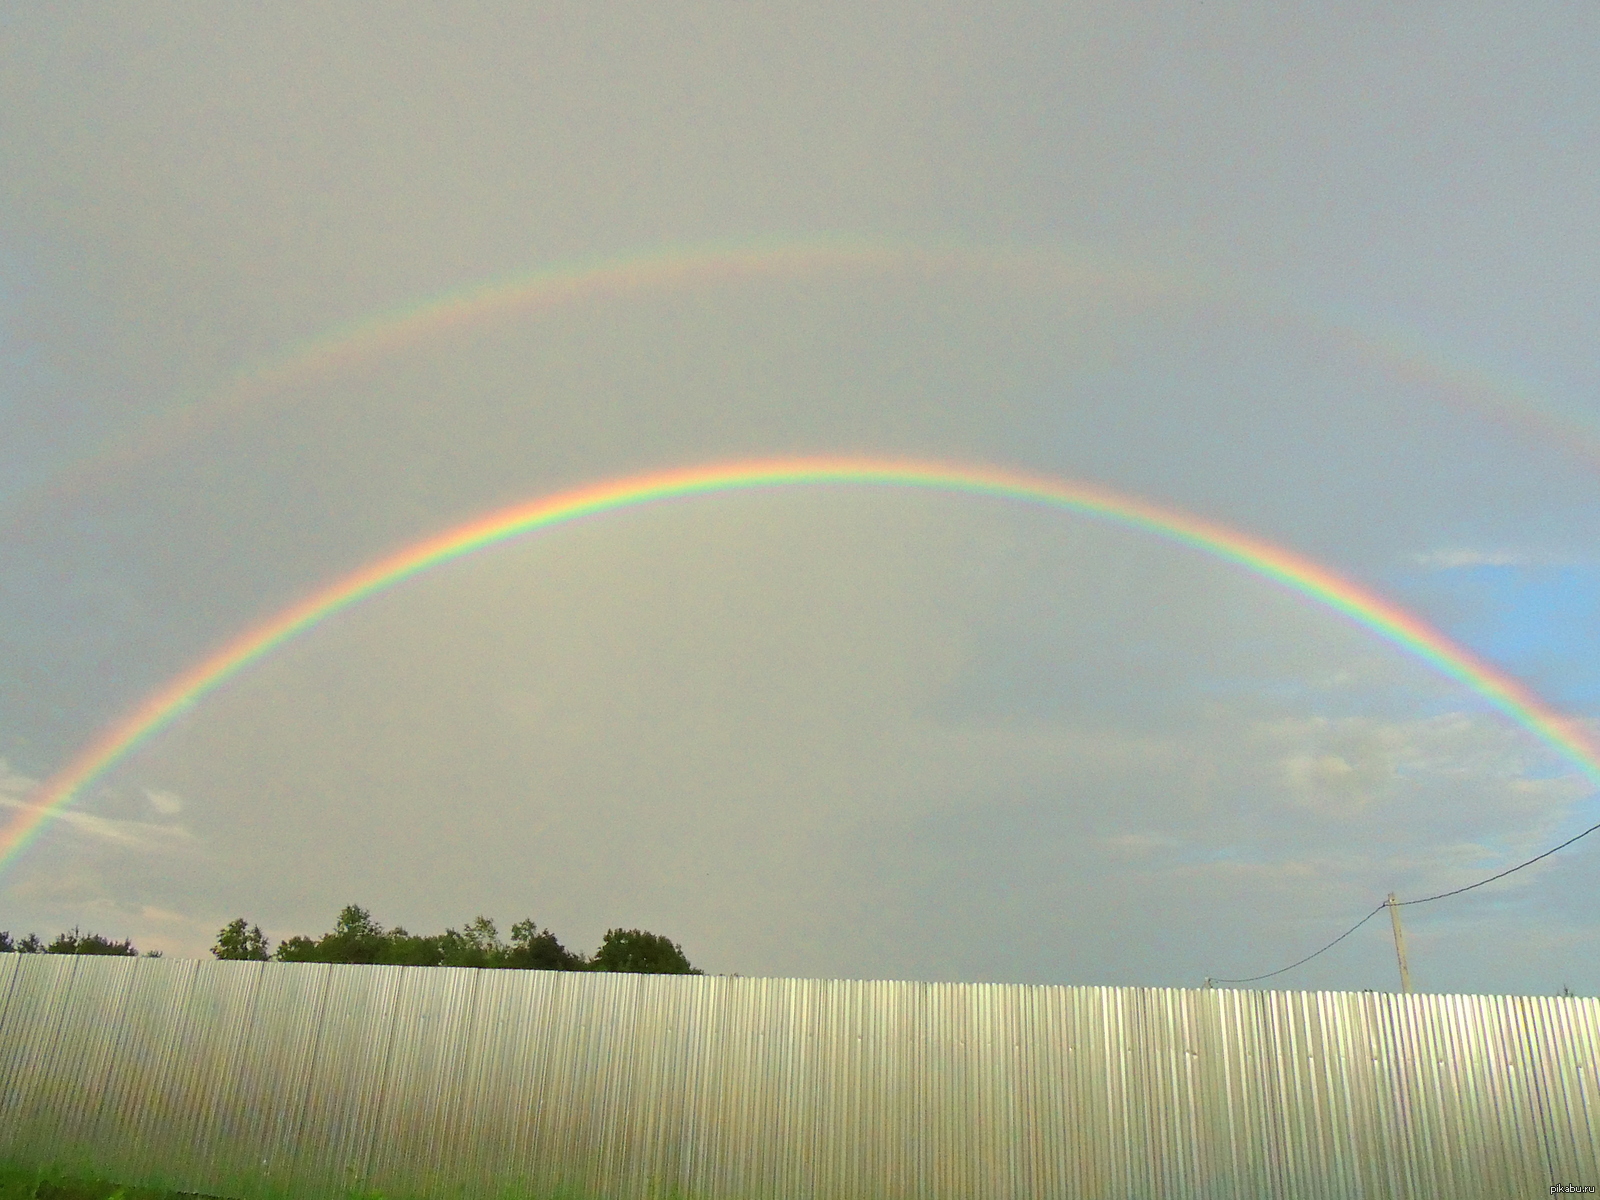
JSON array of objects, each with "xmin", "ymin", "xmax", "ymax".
[
  {"xmin": 1208, "ymin": 814, "xmax": 1600, "ymax": 986},
  {"xmin": 1393, "ymin": 815, "xmax": 1600, "ymax": 906},
  {"xmin": 1210, "ymin": 904, "xmax": 1387, "ymax": 985}
]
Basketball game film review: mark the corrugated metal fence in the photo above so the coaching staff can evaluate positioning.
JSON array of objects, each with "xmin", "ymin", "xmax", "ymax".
[{"xmin": 0, "ymin": 954, "xmax": 1595, "ymax": 1198}]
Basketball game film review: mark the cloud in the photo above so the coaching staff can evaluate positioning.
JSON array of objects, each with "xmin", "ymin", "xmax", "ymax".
[
  {"xmin": 0, "ymin": 759, "xmax": 36, "ymax": 796},
  {"xmin": 0, "ymin": 760, "xmax": 197, "ymax": 854},
  {"xmin": 1248, "ymin": 709, "xmax": 1586, "ymax": 845},
  {"xmin": 0, "ymin": 792, "xmax": 198, "ymax": 853},
  {"xmin": 144, "ymin": 787, "xmax": 184, "ymax": 816},
  {"xmin": 1, "ymin": 869, "xmax": 218, "ymax": 955},
  {"xmin": 1096, "ymin": 831, "xmax": 1183, "ymax": 855},
  {"xmin": 1411, "ymin": 548, "xmax": 1573, "ymax": 569}
]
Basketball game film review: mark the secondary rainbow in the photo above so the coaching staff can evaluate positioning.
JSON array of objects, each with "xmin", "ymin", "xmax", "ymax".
[
  {"xmin": 4, "ymin": 239, "xmax": 1185, "ymax": 528},
  {"xmin": 17, "ymin": 235, "xmax": 1600, "ymax": 537},
  {"xmin": 0, "ymin": 241, "xmax": 877, "ymax": 521},
  {"xmin": 5, "ymin": 456, "xmax": 1597, "ymax": 874}
]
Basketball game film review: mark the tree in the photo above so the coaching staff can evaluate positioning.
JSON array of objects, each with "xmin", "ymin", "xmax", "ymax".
[
  {"xmin": 273, "ymin": 934, "xmax": 321, "ymax": 962},
  {"xmin": 263, "ymin": 906, "xmax": 696, "ymax": 975},
  {"xmin": 591, "ymin": 928, "xmax": 701, "ymax": 975},
  {"xmin": 212, "ymin": 918, "xmax": 271, "ymax": 961},
  {"xmin": 379, "ymin": 927, "xmax": 448, "ymax": 967},
  {"xmin": 46, "ymin": 926, "xmax": 137, "ymax": 956},
  {"xmin": 433, "ymin": 916, "xmax": 504, "ymax": 968},
  {"xmin": 316, "ymin": 904, "xmax": 390, "ymax": 964},
  {"xmin": 505, "ymin": 918, "xmax": 584, "ymax": 971}
]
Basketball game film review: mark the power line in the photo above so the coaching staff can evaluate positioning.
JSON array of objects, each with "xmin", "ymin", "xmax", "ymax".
[
  {"xmin": 1394, "ymin": 815, "xmax": 1600, "ymax": 907},
  {"xmin": 1208, "ymin": 815, "xmax": 1600, "ymax": 987},
  {"xmin": 1209, "ymin": 904, "xmax": 1386, "ymax": 985}
]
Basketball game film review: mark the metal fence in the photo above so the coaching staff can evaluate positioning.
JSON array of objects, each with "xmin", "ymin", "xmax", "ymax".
[{"xmin": 0, "ymin": 953, "xmax": 1595, "ymax": 1199}]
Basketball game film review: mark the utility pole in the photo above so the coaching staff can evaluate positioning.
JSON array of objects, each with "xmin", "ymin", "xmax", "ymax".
[{"xmin": 1386, "ymin": 892, "xmax": 1412, "ymax": 994}]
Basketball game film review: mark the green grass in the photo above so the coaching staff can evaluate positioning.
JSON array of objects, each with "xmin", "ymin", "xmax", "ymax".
[
  {"xmin": 0, "ymin": 1160, "xmax": 227, "ymax": 1200},
  {"xmin": 0, "ymin": 1161, "xmax": 698, "ymax": 1200}
]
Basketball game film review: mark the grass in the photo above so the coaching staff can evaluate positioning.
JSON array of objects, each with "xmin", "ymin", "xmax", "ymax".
[
  {"xmin": 0, "ymin": 1161, "xmax": 696, "ymax": 1200},
  {"xmin": 0, "ymin": 1160, "xmax": 227, "ymax": 1200}
]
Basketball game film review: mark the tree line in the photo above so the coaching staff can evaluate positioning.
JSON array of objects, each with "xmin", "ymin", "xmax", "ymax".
[
  {"xmin": 0, "ymin": 927, "xmax": 152, "ymax": 956},
  {"xmin": 3, "ymin": 905, "xmax": 702, "ymax": 975}
]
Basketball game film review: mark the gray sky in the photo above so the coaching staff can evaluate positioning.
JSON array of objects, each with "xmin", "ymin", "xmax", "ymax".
[{"xmin": 3, "ymin": 3, "xmax": 1599, "ymax": 993}]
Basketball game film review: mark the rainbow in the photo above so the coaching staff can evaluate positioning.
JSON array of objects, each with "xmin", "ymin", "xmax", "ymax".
[
  {"xmin": 1331, "ymin": 321, "xmax": 1600, "ymax": 476},
  {"xmin": 16, "ymin": 233, "xmax": 1600, "ymax": 541},
  {"xmin": 1227, "ymin": 282, "xmax": 1600, "ymax": 480},
  {"xmin": 4, "ymin": 456, "xmax": 1598, "ymax": 875},
  {"xmin": 6, "ymin": 238, "xmax": 1184, "ymax": 526}
]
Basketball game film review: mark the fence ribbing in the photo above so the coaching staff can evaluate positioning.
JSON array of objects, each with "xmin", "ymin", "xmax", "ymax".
[{"xmin": 0, "ymin": 954, "xmax": 1594, "ymax": 1198}]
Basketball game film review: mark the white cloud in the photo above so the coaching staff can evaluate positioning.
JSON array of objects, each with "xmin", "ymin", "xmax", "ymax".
[
  {"xmin": 0, "ymin": 873, "xmax": 219, "ymax": 957},
  {"xmin": 0, "ymin": 792, "xmax": 198, "ymax": 852},
  {"xmin": 1097, "ymin": 831, "xmax": 1183, "ymax": 855},
  {"xmin": 144, "ymin": 787, "xmax": 184, "ymax": 816},
  {"xmin": 1411, "ymin": 548, "xmax": 1573, "ymax": 569},
  {"xmin": 0, "ymin": 758, "xmax": 36, "ymax": 796},
  {"xmin": 1217, "ymin": 710, "xmax": 1593, "ymax": 904},
  {"xmin": 0, "ymin": 762, "xmax": 198, "ymax": 855}
]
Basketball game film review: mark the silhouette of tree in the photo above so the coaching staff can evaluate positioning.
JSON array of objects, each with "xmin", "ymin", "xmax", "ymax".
[
  {"xmin": 46, "ymin": 926, "xmax": 137, "ymax": 956},
  {"xmin": 212, "ymin": 918, "xmax": 270, "ymax": 961},
  {"xmin": 591, "ymin": 928, "xmax": 701, "ymax": 974},
  {"xmin": 505, "ymin": 918, "xmax": 585, "ymax": 971},
  {"xmin": 272, "ymin": 934, "xmax": 321, "ymax": 962},
  {"xmin": 239, "ymin": 907, "xmax": 696, "ymax": 974}
]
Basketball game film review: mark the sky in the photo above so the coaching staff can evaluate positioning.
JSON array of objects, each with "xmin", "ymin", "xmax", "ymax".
[{"xmin": 1, "ymin": 2, "xmax": 1598, "ymax": 994}]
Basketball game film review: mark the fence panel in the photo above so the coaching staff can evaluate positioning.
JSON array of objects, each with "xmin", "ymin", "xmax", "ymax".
[{"xmin": 0, "ymin": 955, "xmax": 1594, "ymax": 1199}]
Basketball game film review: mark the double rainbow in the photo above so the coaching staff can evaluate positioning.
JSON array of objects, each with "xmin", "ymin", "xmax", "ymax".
[{"xmin": 3, "ymin": 456, "xmax": 1597, "ymax": 876}]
